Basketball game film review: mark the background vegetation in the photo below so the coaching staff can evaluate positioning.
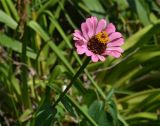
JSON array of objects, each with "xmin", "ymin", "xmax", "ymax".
[{"xmin": 0, "ymin": 0, "xmax": 160, "ymax": 126}]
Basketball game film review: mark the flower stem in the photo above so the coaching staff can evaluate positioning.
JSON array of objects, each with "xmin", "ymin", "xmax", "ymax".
[{"xmin": 52, "ymin": 57, "xmax": 90, "ymax": 108}]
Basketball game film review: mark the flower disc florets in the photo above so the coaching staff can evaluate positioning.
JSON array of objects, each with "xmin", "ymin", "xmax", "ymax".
[{"xmin": 87, "ymin": 31, "xmax": 109, "ymax": 54}]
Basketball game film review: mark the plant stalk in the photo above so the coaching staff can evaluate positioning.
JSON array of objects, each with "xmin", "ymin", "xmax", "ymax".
[{"xmin": 52, "ymin": 57, "xmax": 90, "ymax": 108}]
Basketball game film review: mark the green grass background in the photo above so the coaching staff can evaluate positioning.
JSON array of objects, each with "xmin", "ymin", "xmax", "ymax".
[{"xmin": 0, "ymin": 0, "xmax": 160, "ymax": 126}]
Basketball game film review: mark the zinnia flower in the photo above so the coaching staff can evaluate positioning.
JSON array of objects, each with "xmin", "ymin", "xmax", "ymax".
[{"xmin": 73, "ymin": 16, "xmax": 124, "ymax": 62}]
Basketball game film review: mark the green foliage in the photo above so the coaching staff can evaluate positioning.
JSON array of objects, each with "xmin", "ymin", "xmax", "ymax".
[{"xmin": 0, "ymin": 0, "xmax": 160, "ymax": 126}]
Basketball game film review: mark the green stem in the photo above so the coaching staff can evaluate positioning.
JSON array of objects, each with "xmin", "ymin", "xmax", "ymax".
[
  {"xmin": 21, "ymin": 27, "xmax": 31, "ymax": 108},
  {"xmin": 52, "ymin": 57, "xmax": 90, "ymax": 108}
]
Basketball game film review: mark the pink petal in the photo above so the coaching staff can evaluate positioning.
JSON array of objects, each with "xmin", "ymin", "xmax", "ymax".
[
  {"xmin": 91, "ymin": 54, "xmax": 99, "ymax": 62},
  {"xmin": 81, "ymin": 23, "xmax": 89, "ymax": 40},
  {"xmin": 97, "ymin": 55, "xmax": 105, "ymax": 61},
  {"xmin": 103, "ymin": 50, "xmax": 121, "ymax": 58},
  {"xmin": 86, "ymin": 18, "xmax": 94, "ymax": 38},
  {"xmin": 106, "ymin": 47, "xmax": 124, "ymax": 53},
  {"xmin": 73, "ymin": 30, "xmax": 87, "ymax": 42},
  {"xmin": 75, "ymin": 44, "xmax": 87, "ymax": 48},
  {"xmin": 73, "ymin": 37, "xmax": 79, "ymax": 40},
  {"xmin": 107, "ymin": 38, "xmax": 124, "ymax": 47},
  {"xmin": 73, "ymin": 35, "xmax": 80, "ymax": 40},
  {"xmin": 73, "ymin": 30, "xmax": 81, "ymax": 38},
  {"xmin": 96, "ymin": 19, "xmax": 107, "ymax": 34},
  {"xmin": 76, "ymin": 46, "xmax": 87, "ymax": 55},
  {"xmin": 74, "ymin": 30, "xmax": 81, "ymax": 34},
  {"xmin": 85, "ymin": 50, "xmax": 93, "ymax": 56},
  {"xmin": 105, "ymin": 23, "xmax": 116, "ymax": 34},
  {"xmin": 109, "ymin": 32, "xmax": 122, "ymax": 41},
  {"xmin": 91, "ymin": 16, "xmax": 98, "ymax": 35},
  {"xmin": 75, "ymin": 40, "xmax": 85, "ymax": 47}
]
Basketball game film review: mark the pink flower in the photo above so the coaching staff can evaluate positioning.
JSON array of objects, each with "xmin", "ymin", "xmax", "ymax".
[{"xmin": 73, "ymin": 16, "xmax": 124, "ymax": 62}]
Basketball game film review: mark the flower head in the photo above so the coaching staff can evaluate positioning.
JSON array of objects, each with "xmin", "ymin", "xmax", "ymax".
[{"xmin": 73, "ymin": 16, "xmax": 124, "ymax": 62}]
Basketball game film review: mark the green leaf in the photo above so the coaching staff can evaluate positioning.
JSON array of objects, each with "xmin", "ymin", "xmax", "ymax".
[
  {"xmin": 115, "ymin": 0, "xmax": 129, "ymax": 10},
  {"xmin": 118, "ymin": 114, "xmax": 129, "ymax": 126},
  {"xmin": 125, "ymin": 112, "xmax": 157, "ymax": 120},
  {"xmin": 133, "ymin": 46, "xmax": 160, "ymax": 62},
  {"xmin": 11, "ymin": 75, "xmax": 21, "ymax": 96},
  {"xmin": 108, "ymin": 100, "xmax": 118, "ymax": 126},
  {"xmin": 19, "ymin": 109, "xmax": 32, "ymax": 122},
  {"xmin": 135, "ymin": 0, "xmax": 150, "ymax": 26},
  {"xmin": 67, "ymin": 96, "xmax": 98, "ymax": 126},
  {"xmin": 0, "ymin": 33, "xmax": 37, "ymax": 59},
  {"xmin": 37, "ymin": 0, "xmax": 58, "ymax": 16},
  {"xmin": 34, "ymin": 103, "xmax": 57, "ymax": 126},
  {"xmin": 28, "ymin": 20, "xmax": 74, "ymax": 73},
  {"xmin": 106, "ymin": 88, "xmax": 115, "ymax": 101},
  {"xmin": 0, "ymin": 10, "xmax": 18, "ymax": 29},
  {"xmin": 1, "ymin": 0, "xmax": 11, "ymax": 16},
  {"xmin": 5, "ymin": 0, "xmax": 19, "ymax": 21},
  {"xmin": 88, "ymin": 100, "xmax": 108, "ymax": 126},
  {"xmin": 28, "ymin": 21, "xmax": 50, "ymax": 41},
  {"xmin": 61, "ymin": 96, "xmax": 77, "ymax": 118},
  {"xmin": 123, "ymin": 20, "xmax": 160, "ymax": 50},
  {"xmin": 83, "ymin": 89, "xmax": 97, "ymax": 106},
  {"xmin": 48, "ymin": 65, "xmax": 65, "ymax": 83},
  {"xmin": 82, "ymin": 0, "xmax": 105, "ymax": 18},
  {"xmin": 118, "ymin": 89, "xmax": 160, "ymax": 104}
]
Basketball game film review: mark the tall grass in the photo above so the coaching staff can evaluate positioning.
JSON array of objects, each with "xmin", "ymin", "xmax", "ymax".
[{"xmin": 0, "ymin": 0, "xmax": 160, "ymax": 126}]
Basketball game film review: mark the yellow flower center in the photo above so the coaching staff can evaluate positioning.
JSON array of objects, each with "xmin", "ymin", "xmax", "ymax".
[
  {"xmin": 87, "ymin": 31, "xmax": 110, "ymax": 54},
  {"xmin": 95, "ymin": 31, "xmax": 110, "ymax": 44}
]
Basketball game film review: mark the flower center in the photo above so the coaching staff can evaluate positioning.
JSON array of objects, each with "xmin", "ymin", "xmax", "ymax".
[{"xmin": 87, "ymin": 31, "xmax": 110, "ymax": 54}]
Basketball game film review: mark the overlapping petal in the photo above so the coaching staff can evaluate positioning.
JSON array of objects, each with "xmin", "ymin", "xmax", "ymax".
[
  {"xmin": 81, "ymin": 23, "xmax": 89, "ymax": 40},
  {"xmin": 91, "ymin": 54, "xmax": 99, "ymax": 62},
  {"xmin": 107, "ymin": 38, "xmax": 124, "ymax": 47},
  {"xmin": 96, "ymin": 19, "xmax": 107, "ymax": 34},
  {"xmin": 76, "ymin": 45, "xmax": 87, "ymax": 55},
  {"xmin": 103, "ymin": 50, "xmax": 121, "ymax": 58},
  {"xmin": 105, "ymin": 23, "xmax": 116, "ymax": 35},
  {"xmin": 106, "ymin": 47, "xmax": 124, "ymax": 53},
  {"xmin": 109, "ymin": 32, "xmax": 122, "ymax": 41},
  {"xmin": 73, "ymin": 30, "xmax": 87, "ymax": 43},
  {"xmin": 86, "ymin": 18, "xmax": 94, "ymax": 38}
]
